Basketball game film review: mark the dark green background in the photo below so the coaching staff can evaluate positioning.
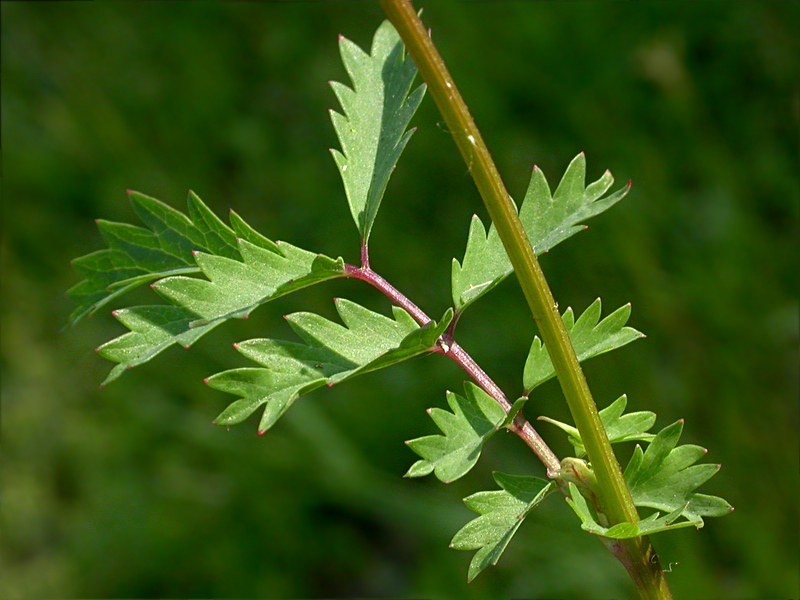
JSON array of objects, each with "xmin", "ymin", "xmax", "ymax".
[{"xmin": 2, "ymin": 1, "xmax": 797, "ymax": 599}]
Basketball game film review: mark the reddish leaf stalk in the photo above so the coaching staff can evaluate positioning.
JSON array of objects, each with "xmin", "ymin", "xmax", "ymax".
[{"xmin": 344, "ymin": 262, "xmax": 561, "ymax": 475}]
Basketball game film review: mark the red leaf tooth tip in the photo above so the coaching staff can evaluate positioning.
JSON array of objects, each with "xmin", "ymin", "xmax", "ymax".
[
  {"xmin": 257, "ymin": 429, "xmax": 266, "ymax": 436},
  {"xmin": 338, "ymin": 34, "xmax": 345, "ymax": 40},
  {"xmin": 626, "ymin": 179, "xmax": 633, "ymax": 188},
  {"xmin": 125, "ymin": 189, "xmax": 133, "ymax": 195},
  {"xmin": 729, "ymin": 506, "xmax": 735, "ymax": 512},
  {"xmin": 203, "ymin": 378, "xmax": 210, "ymax": 385},
  {"xmin": 99, "ymin": 383, "xmax": 105, "ymax": 390},
  {"xmin": 111, "ymin": 310, "xmax": 119, "ymax": 317},
  {"xmin": 579, "ymin": 151, "xmax": 585, "ymax": 156},
  {"xmin": 679, "ymin": 418, "xmax": 685, "ymax": 423},
  {"xmin": 232, "ymin": 342, "xmax": 239, "ymax": 349},
  {"xmin": 183, "ymin": 344, "xmax": 191, "ymax": 350},
  {"xmin": 242, "ymin": 314, "xmax": 249, "ymax": 320},
  {"xmin": 533, "ymin": 165, "xmax": 540, "ymax": 171},
  {"xmin": 149, "ymin": 283, "xmax": 157, "ymax": 289},
  {"xmin": 444, "ymin": 480, "xmax": 451, "ymax": 485},
  {"xmin": 703, "ymin": 448, "xmax": 709, "ymax": 454},
  {"xmin": 211, "ymin": 419, "xmax": 217, "ymax": 425},
  {"xmin": 425, "ymin": 408, "xmax": 432, "ymax": 414},
  {"xmin": 191, "ymin": 250, "xmax": 199, "ymax": 256},
  {"xmin": 327, "ymin": 382, "xmax": 335, "ymax": 388}
]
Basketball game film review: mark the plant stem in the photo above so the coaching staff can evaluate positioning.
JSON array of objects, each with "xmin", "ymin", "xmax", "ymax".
[
  {"xmin": 379, "ymin": 1, "xmax": 673, "ymax": 598},
  {"xmin": 344, "ymin": 262, "xmax": 561, "ymax": 475}
]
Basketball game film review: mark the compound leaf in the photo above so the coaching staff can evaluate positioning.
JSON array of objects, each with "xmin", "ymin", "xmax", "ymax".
[
  {"xmin": 404, "ymin": 381, "xmax": 507, "ymax": 483},
  {"xmin": 523, "ymin": 299, "xmax": 644, "ymax": 393},
  {"xmin": 539, "ymin": 395, "xmax": 656, "ymax": 457},
  {"xmin": 452, "ymin": 154, "xmax": 630, "ymax": 313},
  {"xmin": 450, "ymin": 473, "xmax": 555, "ymax": 582},
  {"xmin": 69, "ymin": 191, "xmax": 346, "ymax": 386},
  {"xmin": 330, "ymin": 19, "xmax": 425, "ymax": 247},
  {"xmin": 206, "ymin": 300, "xmax": 451, "ymax": 434}
]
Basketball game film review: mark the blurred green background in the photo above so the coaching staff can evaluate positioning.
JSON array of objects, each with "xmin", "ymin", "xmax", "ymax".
[{"xmin": 2, "ymin": 1, "xmax": 797, "ymax": 599}]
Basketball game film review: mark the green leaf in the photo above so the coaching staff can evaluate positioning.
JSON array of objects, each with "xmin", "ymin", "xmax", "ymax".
[
  {"xmin": 624, "ymin": 420, "xmax": 734, "ymax": 526},
  {"xmin": 523, "ymin": 299, "xmax": 644, "ymax": 393},
  {"xmin": 450, "ymin": 473, "xmax": 555, "ymax": 582},
  {"xmin": 67, "ymin": 190, "xmax": 239, "ymax": 325},
  {"xmin": 206, "ymin": 300, "xmax": 451, "ymax": 433},
  {"xmin": 501, "ymin": 396, "xmax": 529, "ymax": 428},
  {"xmin": 330, "ymin": 20, "xmax": 426, "ymax": 246},
  {"xmin": 451, "ymin": 154, "xmax": 630, "ymax": 312},
  {"xmin": 563, "ymin": 418, "xmax": 733, "ymax": 539},
  {"xmin": 73, "ymin": 192, "xmax": 346, "ymax": 385},
  {"xmin": 404, "ymin": 382, "xmax": 507, "ymax": 483},
  {"xmin": 539, "ymin": 395, "xmax": 656, "ymax": 457},
  {"xmin": 565, "ymin": 482, "xmax": 698, "ymax": 539}
]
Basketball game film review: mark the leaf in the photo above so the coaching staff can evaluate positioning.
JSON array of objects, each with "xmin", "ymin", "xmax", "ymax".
[
  {"xmin": 624, "ymin": 420, "xmax": 733, "ymax": 526},
  {"xmin": 329, "ymin": 20, "xmax": 426, "ymax": 246},
  {"xmin": 451, "ymin": 153, "xmax": 630, "ymax": 313},
  {"xmin": 67, "ymin": 190, "xmax": 239, "ymax": 325},
  {"xmin": 206, "ymin": 300, "xmax": 451, "ymax": 433},
  {"xmin": 539, "ymin": 395, "xmax": 656, "ymax": 457},
  {"xmin": 501, "ymin": 396, "xmax": 529, "ymax": 428},
  {"xmin": 564, "ymin": 419, "xmax": 733, "ymax": 539},
  {"xmin": 523, "ymin": 299, "xmax": 644, "ymax": 393},
  {"xmin": 73, "ymin": 192, "xmax": 346, "ymax": 385},
  {"xmin": 404, "ymin": 382, "xmax": 507, "ymax": 483},
  {"xmin": 565, "ymin": 483, "xmax": 698, "ymax": 539},
  {"xmin": 450, "ymin": 473, "xmax": 556, "ymax": 582}
]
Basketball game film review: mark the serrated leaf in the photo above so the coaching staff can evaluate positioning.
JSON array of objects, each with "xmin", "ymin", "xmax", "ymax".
[
  {"xmin": 565, "ymin": 482, "xmax": 698, "ymax": 539},
  {"xmin": 330, "ymin": 20, "xmax": 425, "ymax": 246},
  {"xmin": 450, "ymin": 473, "xmax": 555, "ymax": 582},
  {"xmin": 404, "ymin": 382, "xmax": 507, "ymax": 483},
  {"xmin": 451, "ymin": 154, "xmax": 630, "ymax": 312},
  {"xmin": 523, "ymin": 299, "xmax": 644, "ymax": 392},
  {"xmin": 624, "ymin": 420, "xmax": 733, "ymax": 525},
  {"xmin": 539, "ymin": 395, "xmax": 656, "ymax": 457},
  {"xmin": 557, "ymin": 415, "xmax": 732, "ymax": 537},
  {"xmin": 206, "ymin": 300, "xmax": 450, "ymax": 433},
  {"xmin": 67, "ymin": 190, "xmax": 239, "ymax": 325},
  {"xmin": 96, "ymin": 239, "xmax": 344, "ymax": 386},
  {"xmin": 73, "ymin": 192, "xmax": 346, "ymax": 385}
]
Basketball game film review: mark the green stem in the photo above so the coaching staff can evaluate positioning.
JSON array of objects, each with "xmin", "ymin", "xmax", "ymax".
[{"xmin": 379, "ymin": 1, "xmax": 672, "ymax": 598}]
